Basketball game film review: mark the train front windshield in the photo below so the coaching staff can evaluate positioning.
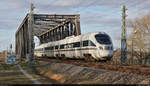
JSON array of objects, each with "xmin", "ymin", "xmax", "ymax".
[{"xmin": 95, "ymin": 34, "xmax": 111, "ymax": 44}]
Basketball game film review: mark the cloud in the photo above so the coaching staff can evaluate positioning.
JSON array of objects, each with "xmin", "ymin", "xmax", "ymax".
[
  {"xmin": 82, "ymin": 17, "xmax": 121, "ymax": 27},
  {"xmin": 0, "ymin": 0, "xmax": 150, "ymax": 51}
]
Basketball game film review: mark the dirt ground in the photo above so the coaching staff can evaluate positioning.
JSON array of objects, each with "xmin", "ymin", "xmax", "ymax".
[
  {"xmin": 34, "ymin": 50, "xmax": 150, "ymax": 76},
  {"xmin": 36, "ymin": 56, "xmax": 150, "ymax": 76},
  {"xmin": 36, "ymin": 61, "xmax": 150, "ymax": 84}
]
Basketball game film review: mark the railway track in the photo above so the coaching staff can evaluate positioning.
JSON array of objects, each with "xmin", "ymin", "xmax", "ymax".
[{"xmin": 35, "ymin": 57, "xmax": 150, "ymax": 76}]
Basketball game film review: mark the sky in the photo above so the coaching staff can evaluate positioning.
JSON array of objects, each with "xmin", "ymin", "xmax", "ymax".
[{"xmin": 0, "ymin": 0, "xmax": 150, "ymax": 51}]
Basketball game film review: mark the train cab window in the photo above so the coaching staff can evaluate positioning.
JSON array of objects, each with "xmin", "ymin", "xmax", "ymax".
[
  {"xmin": 73, "ymin": 42, "xmax": 80, "ymax": 48},
  {"xmin": 95, "ymin": 34, "xmax": 111, "ymax": 44}
]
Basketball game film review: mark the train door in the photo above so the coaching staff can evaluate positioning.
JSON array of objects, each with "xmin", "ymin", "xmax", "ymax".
[
  {"xmin": 80, "ymin": 35, "xmax": 83, "ymax": 59},
  {"xmin": 54, "ymin": 44, "xmax": 57, "ymax": 57},
  {"xmin": 74, "ymin": 44, "xmax": 78, "ymax": 59},
  {"xmin": 65, "ymin": 43, "xmax": 69, "ymax": 58},
  {"xmin": 43, "ymin": 47, "xmax": 46, "ymax": 56},
  {"xmin": 67, "ymin": 43, "xmax": 72, "ymax": 58},
  {"xmin": 65, "ymin": 43, "xmax": 68, "ymax": 58},
  {"xmin": 51, "ymin": 46, "xmax": 54, "ymax": 57},
  {"xmin": 57, "ymin": 43, "xmax": 60, "ymax": 57}
]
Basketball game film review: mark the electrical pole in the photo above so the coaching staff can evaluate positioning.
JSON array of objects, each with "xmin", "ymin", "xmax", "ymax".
[
  {"xmin": 121, "ymin": 5, "xmax": 127, "ymax": 63},
  {"xmin": 131, "ymin": 38, "xmax": 133, "ymax": 64},
  {"xmin": 28, "ymin": 3, "xmax": 35, "ymax": 68}
]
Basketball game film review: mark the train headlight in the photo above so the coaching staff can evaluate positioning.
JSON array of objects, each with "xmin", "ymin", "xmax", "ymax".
[{"xmin": 99, "ymin": 46, "xmax": 103, "ymax": 50}]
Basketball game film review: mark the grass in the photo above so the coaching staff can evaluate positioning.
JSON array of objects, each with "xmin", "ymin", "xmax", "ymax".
[
  {"xmin": 0, "ymin": 63, "xmax": 33, "ymax": 84},
  {"xmin": 20, "ymin": 62, "xmax": 29, "ymax": 69},
  {"xmin": 0, "ymin": 61, "xmax": 40, "ymax": 84},
  {"xmin": 20, "ymin": 61, "xmax": 41, "ymax": 69},
  {"xmin": 0, "ymin": 61, "xmax": 56, "ymax": 84},
  {"xmin": 0, "ymin": 72, "xmax": 33, "ymax": 84},
  {"xmin": 0, "ymin": 64, "xmax": 18, "ymax": 70},
  {"xmin": 0, "ymin": 64, "xmax": 3, "ymax": 70}
]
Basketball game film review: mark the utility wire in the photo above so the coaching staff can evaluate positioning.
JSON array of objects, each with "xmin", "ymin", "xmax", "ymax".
[
  {"xmin": 85, "ymin": 0, "xmax": 148, "ymax": 18},
  {"xmin": 75, "ymin": 0, "xmax": 124, "ymax": 18},
  {"xmin": 127, "ymin": 0, "xmax": 148, "ymax": 8}
]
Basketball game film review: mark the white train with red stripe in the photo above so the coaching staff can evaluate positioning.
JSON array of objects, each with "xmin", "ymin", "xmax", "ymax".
[{"xmin": 34, "ymin": 32, "xmax": 114, "ymax": 61}]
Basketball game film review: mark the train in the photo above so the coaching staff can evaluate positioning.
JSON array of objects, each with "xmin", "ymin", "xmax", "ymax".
[{"xmin": 34, "ymin": 32, "xmax": 114, "ymax": 61}]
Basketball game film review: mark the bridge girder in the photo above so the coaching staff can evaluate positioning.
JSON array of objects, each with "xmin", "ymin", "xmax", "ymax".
[{"xmin": 15, "ymin": 14, "xmax": 81, "ymax": 60}]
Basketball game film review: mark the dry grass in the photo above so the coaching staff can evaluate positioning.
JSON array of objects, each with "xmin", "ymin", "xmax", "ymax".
[{"xmin": 0, "ymin": 70, "xmax": 33, "ymax": 84}]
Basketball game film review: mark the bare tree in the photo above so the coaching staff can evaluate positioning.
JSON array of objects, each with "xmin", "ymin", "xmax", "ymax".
[{"xmin": 127, "ymin": 13, "xmax": 150, "ymax": 64}]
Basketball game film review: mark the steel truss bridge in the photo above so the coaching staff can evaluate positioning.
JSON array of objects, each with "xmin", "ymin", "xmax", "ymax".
[{"xmin": 15, "ymin": 13, "xmax": 81, "ymax": 61}]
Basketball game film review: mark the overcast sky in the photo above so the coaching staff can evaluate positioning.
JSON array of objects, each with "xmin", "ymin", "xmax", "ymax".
[{"xmin": 0, "ymin": 0, "xmax": 150, "ymax": 51}]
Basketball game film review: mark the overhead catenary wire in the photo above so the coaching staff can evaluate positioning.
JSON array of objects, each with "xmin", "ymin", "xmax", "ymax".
[
  {"xmin": 75, "ymin": 0, "xmax": 148, "ymax": 18},
  {"xmin": 75, "ymin": 0, "xmax": 122, "ymax": 18},
  {"xmin": 126, "ymin": 0, "xmax": 148, "ymax": 9}
]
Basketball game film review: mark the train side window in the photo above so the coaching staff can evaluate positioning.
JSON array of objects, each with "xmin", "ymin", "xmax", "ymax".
[
  {"xmin": 68, "ymin": 43, "xmax": 73, "ymax": 48},
  {"xmin": 49, "ymin": 46, "xmax": 54, "ymax": 50},
  {"xmin": 73, "ymin": 42, "xmax": 80, "ymax": 48},
  {"xmin": 48, "ymin": 47, "xmax": 53, "ymax": 50},
  {"xmin": 38, "ymin": 48, "xmax": 43, "ymax": 51},
  {"xmin": 64, "ymin": 44, "xmax": 68, "ymax": 49},
  {"xmin": 60, "ymin": 45, "xmax": 64, "ymax": 49},
  {"xmin": 71, "ymin": 44, "xmax": 73, "ymax": 48},
  {"xmin": 89, "ymin": 40, "xmax": 96, "ymax": 46},
  {"xmin": 83, "ymin": 40, "xmax": 88, "ymax": 47},
  {"xmin": 45, "ymin": 47, "xmax": 48, "ymax": 50},
  {"xmin": 45, "ymin": 47, "xmax": 52, "ymax": 50},
  {"xmin": 51, "ymin": 47, "xmax": 54, "ymax": 50},
  {"xmin": 83, "ymin": 40, "xmax": 96, "ymax": 47},
  {"xmin": 55, "ymin": 46, "xmax": 58, "ymax": 49},
  {"xmin": 68, "ymin": 44, "xmax": 72, "ymax": 48}
]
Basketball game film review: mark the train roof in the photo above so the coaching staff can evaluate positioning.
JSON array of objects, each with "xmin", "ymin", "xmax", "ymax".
[
  {"xmin": 35, "ymin": 32, "xmax": 109, "ymax": 48},
  {"xmin": 65, "ymin": 32, "xmax": 107, "ymax": 39}
]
